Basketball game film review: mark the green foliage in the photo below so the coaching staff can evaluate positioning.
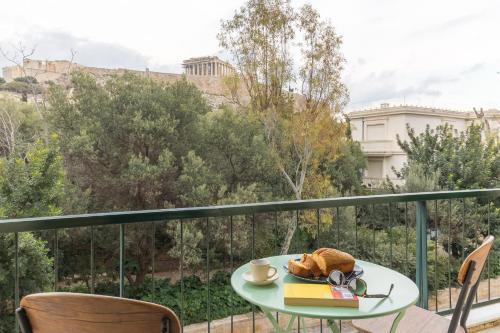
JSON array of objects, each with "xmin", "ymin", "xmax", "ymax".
[
  {"xmin": 0, "ymin": 77, "xmax": 5, "ymax": 85},
  {"xmin": 61, "ymin": 272, "xmax": 251, "ymax": 326},
  {"xmin": 0, "ymin": 80, "xmax": 42, "ymax": 95},
  {"xmin": 219, "ymin": 0, "xmax": 352, "ymax": 254},
  {"xmin": 48, "ymin": 72, "xmax": 284, "ymax": 285},
  {"xmin": 49, "ymin": 72, "xmax": 204, "ymax": 211},
  {"xmin": 325, "ymin": 139, "xmax": 366, "ymax": 195},
  {"xmin": 14, "ymin": 76, "xmax": 38, "ymax": 84},
  {"xmin": 393, "ymin": 123, "xmax": 500, "ymax": 288},
  {"xmin": 0, "ymin": 233, "xmax": 53, "ymax": 333},
  {"xmin": 396, "ymin": 124, "xmax": 500, "ymax": 190},
  {"xmin": 0, "ymin": 96, "xmax": 43, "ymax": 157},
  {"xmin": 404, "ymin": 163, "xmax": 439, "ymax": 193},
  {"xmin": 0, "ymin": 136, "xmax": 64, "ymax": 218}
]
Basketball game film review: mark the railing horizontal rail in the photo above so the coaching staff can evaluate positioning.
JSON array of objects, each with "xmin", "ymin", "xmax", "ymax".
[{"xmin": 1, "ymin": 189, "xmax": 499, "ymax": 233}]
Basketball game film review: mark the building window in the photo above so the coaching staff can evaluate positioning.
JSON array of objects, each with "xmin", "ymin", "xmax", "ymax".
[
  {"xmin": 366, "ymin": 123, "xmax": 385, "ymax": 140},
  {"xmin": 366, "ymin": 158, "xmax": 384, "ymax": 179}
]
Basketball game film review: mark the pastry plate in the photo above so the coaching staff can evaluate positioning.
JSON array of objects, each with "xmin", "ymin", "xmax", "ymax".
[
  {"xmin": 243, "ymin": 271, "xmax": 279, "ymax": 285},
  {"xmin": 283, "ymin": 258, "xmax": 363, "ymax": 284}
]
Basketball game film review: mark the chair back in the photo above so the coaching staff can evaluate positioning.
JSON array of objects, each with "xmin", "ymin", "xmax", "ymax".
[
  {"xmin": 448, "ymin": 235, "xmax": 495, "ymax": 333},
  {"xmin": 16, "ymin": 292, "xmax": 181, "ymax": 333}
]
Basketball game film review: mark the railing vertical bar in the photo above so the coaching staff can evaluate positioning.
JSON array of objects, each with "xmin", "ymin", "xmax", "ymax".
[
  {"xmin": 119, "ymin": 224, "xmax": 125, "ymax": 298},
  {"xmin": 295, "ymin": 210, "xmax": 299, "ymax": 253},
  {"xmin": 90, "ymin": 226, "xmax": 95, "ymax": 294},
  {"xmin": 389, "ymin": 203, "xmax": 392, "ymax": 268},
  {"xmin": 296, "ymin": 210, "xmax": 300, "ymax": 333},
  {"xmin": 252, "ymin": 214, "xmax": 255, "ymax": 333},
  {"xmin": 416, "ymin": 201, "xmax": 429, "ymax": 309},
  {"xmin": 434, "ymin": 200, "xmax": 438, "ymax": 312},
  {"xmin": 372, "ymin": 204, "xmax": 376, "ymax": 262},
  {"xmin": 206, "ymin": 218, "xmax": 211, "ymax": 333},
  {"xmin": 405, "ymin": 202, "xmax": 409, "ymax": 276},
  {"xmin": 151, "ymin": 222, "xmax": 156, "ymax": 302},
  {"xmin": 54, "ymin": 229, "xmax": 59, "ymax": 291},
  {"xmin": 474, "ymin": 202, "xmax": 478, "ymax": 304},
  {"xmin": 252, "ymin": 214, "xmax": 256, "ymax": 259},
  {"xmin": 274, "ymin": 212, "xmax": 278, "ymax": 256},
  {"xmin": 487, "ymin": 202, "xmax": 491, "ymax": 301},
  {"xmin": 15, "ymin": 232, "xmax": 19, "ymax": 333},
  {"xmin": 316, "ymin": 209, "xmax": 321, "ymax": 249},
  {"xmin": 230, "ymin": 216, "xmax": 234, "ymax": 333},
  {"xmin": 180, "ymin": 219, "xmax": 184, "ymax": 333},
  {"xmin": 462, "ymin": 199, "xmax": 465, "ymax": 263},
  {"xmin": 448, "ymin": 200, "xmax": 452, "ymax": 309},
  {"xmin": 336, "ymin": 207, "xmax": 340, "ymax": 249},
  {"xmin": 354, "ymin": 206, "xmax": 358, "ymax": 258},
  {"xmin": 274, "ymin": 212, "xmax": 279, "ymax": 325},
  {"xmin": 317, "ymin": 209, "xmax": 322, "ymax": 332}
]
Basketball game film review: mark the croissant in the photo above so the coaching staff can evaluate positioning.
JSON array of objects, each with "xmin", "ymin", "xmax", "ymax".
[{"xmin": 312, "ymin": 248, "xmax": 355, "ymax": 274}]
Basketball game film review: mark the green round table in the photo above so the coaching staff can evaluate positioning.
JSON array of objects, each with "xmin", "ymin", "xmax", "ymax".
[{"xmin": 231, "ymin": 255, "xmax": 419, "ymax": 333}]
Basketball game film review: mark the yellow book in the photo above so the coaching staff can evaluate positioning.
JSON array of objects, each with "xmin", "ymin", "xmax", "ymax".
[{"xmin": 284, "ymin": 283, "xmax": 359, "ymax": 308}]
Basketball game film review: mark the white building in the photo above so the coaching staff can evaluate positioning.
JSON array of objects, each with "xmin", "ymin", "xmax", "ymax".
[{"xmin": 349, "ymin": 103, "xmax": 500, "ymax": 186}]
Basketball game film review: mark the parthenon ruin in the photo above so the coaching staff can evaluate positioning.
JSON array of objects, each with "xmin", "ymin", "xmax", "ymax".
[{"xmin": 183, "ymin": 56, "xmax": 235, "ymax": 76}]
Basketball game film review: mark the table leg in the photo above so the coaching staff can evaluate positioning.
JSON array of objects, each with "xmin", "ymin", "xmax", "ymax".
[
  {"xmin": 261, "ymin": 307, "xmax": 297, "ymax": 333},
  {"xmin": 299, "ymin": 315, "xmax": 308, "ymax": 333},
  {"xmin": 326, "ymin": 319, "xmax": 341, "ymax": 333},
  {"xmin": 390, "ymin": 309, "xmax": 406, "ymax": 333}
]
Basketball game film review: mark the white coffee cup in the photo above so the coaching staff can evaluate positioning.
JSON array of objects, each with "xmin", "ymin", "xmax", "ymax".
[{"xmin": 250, "ymin": 259, "xmax": 277, "ymax": 282}]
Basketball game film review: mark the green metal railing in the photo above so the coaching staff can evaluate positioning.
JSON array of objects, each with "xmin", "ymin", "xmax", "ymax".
[{"xmin": 1, "ymin": 189, "xmax": 499, "ymax": 332}]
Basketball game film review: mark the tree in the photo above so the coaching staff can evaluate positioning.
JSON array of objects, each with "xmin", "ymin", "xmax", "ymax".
[
  {"xmin": 170, "ymin": 107, "xmax": 280, "ymax": 268},
  {"xmin": 0, "ymin": 99, "xmax": 63, "ymax": 331},
  {"xmin": 0, "ymin": 96, "xmax": 42, "ymax": 158},
  {"xmin": 0, "ymin": 136, "xmax": 64, "ymax": 219},
  {"xmin": 0, "ymin": 44, "xmax": 49, "ymax": 138},
  {"xmin": 392, "ymin": 123, "xmax": 500, "ymax": 278},
  {"xmin": 14, "ymin": 76, "xmax": 38, "ymax": 84},
  {"xmin": 0, "ymin": 233, "xmax": 53, "ymax": 333},
  {"xmin": 219, "ymin": 0, "xmax": 349, "ymax": 253},
  {"xmin": 325, "ymin": 138, "xmax": 366, "ymax": 196},
  {"xmin": 395, "ymin": 124, "xmax": 500, "ymax": 190},
  {"xmin": 48, "ymin": 72, "xmax": 211, "ymax": 286}
]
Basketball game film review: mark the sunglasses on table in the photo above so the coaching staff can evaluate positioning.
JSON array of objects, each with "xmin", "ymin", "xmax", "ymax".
[{"xmin": 327, "ymin": 270, "xmax": 394, "ymax": 299}]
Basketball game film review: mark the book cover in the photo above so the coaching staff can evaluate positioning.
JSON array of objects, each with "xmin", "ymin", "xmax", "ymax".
[{"xmin": 284, "ymin": 283, "xmax": 359, "ymax": 308}]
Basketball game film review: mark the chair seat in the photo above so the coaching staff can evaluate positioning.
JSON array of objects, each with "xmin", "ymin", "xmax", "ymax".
[{"xmin": 352, "ymin": 305, "xmax": 465, "ymax": 333}]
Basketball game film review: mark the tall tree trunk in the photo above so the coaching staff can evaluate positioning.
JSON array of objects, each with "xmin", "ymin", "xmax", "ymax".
[
  {"xmin": 280, "ymin": 212, "xmax": 297, "ymax": 255},
  {"xmin": 280, "ymin": 183, "xmax": 302, "ymax": 254}
]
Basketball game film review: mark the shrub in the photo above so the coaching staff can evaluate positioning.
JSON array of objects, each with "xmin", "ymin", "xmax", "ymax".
[{"xmin": 0, "ymin": 233, "xmax": 53, "ymax": 333}]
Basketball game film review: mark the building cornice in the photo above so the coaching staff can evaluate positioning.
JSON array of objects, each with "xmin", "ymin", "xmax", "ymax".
[{"xmin": 348, "ymin": 105, "xmax": 500, "ymax": 120}]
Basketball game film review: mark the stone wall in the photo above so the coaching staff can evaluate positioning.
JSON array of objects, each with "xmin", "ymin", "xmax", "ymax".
[{"xmin": 2, "ymin": 59, "xmax": 247, "ymax": 108}]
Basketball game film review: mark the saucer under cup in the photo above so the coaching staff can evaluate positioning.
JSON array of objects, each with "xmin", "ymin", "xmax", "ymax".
[{"xmin": 243, "ymin": 271, "xmax": 279, "ymax": 285}]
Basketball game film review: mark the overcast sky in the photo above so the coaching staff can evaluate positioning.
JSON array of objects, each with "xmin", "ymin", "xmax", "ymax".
[{"xmin": 1, "ymin": 0, "xmax": 499, "ymax": 111}]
